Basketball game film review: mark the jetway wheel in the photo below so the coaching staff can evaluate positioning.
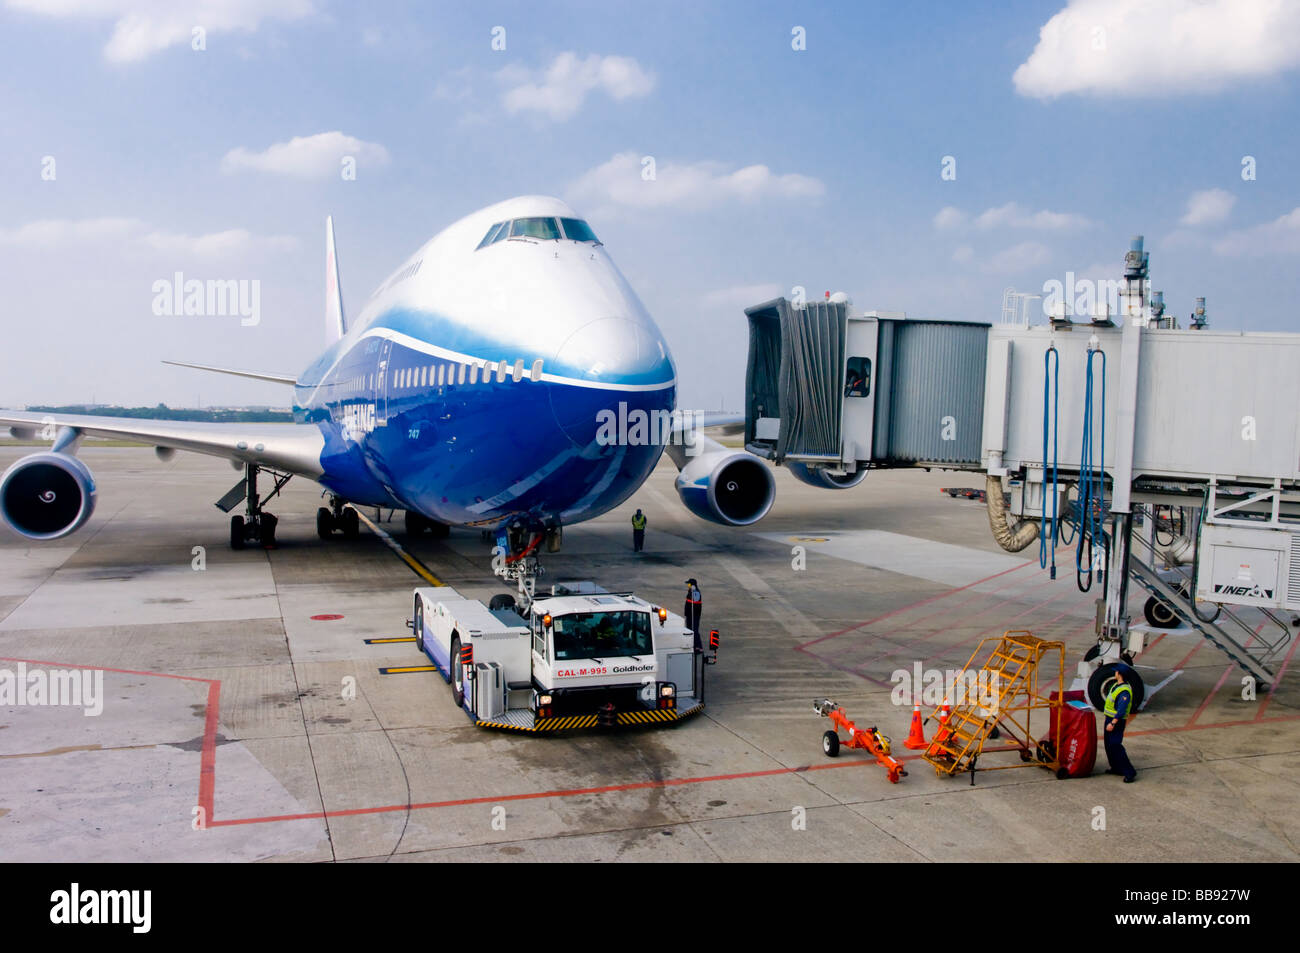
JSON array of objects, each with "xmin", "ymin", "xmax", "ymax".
[
  {"xmin": 822, "ymin": 731, "xmax": 840, "ymax": 757},
  {"xmin": 1087, "ymin": 662, "xmax": 1145, "ymax": 714},
  {"xmin": 1143, "ymin": 596, "xmax": 1180, "ymax": 629}
]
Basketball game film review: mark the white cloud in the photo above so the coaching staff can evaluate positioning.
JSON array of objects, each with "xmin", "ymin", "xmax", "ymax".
[
  {"xmin": 5, "ymin": 0, "xmax": 315, "ymax": 64},
  {"xmin": 1213, "ymin": 207, "xmax": 1300, "ymax": 256},
  {"xmin": 974, "ymin": 202, "xmax": 1090, "ymax": 230},
  {"xmin": 934, "ymin": 206, "xmax": 966, "ymax": 230},
  {"xmin": 0, "ymin": 217, "xmax": 296, "ymax": 257},
  {"xmin": 701, "ymin": 283, "xmax": 784, "ymax": 309},
  {"xmin": 567, "ymin": 151, "xmax": 824, "ymax": 212},
  {"xmin": 221, "ymin": 131, "xmax": 389, "ymax": 179},
  {"xmin": 1014, "ymin": 0, "xmax": 1300, "ymax": 99},
  {"xmin": 500, "ymin": 52, "xmax": 655, "ymax": 120},
  {"xmin": 952, "ymin": 245, "xmax": 974, "ymax": 264},
  {"xmin": 1181, "ymin": 188, "xmax": 1236, "ymax": 225},
  {"xmin": 983, "ymin": 241, "xmax": 1052, "ymax": 274}
]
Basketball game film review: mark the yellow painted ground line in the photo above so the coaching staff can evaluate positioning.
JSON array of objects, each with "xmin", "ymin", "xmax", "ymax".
[
  {"xmin": 365, "ymin": 637, "xmax": 416, "ymax": 644},
  {"xmin": 380, "ymin": 665, "xmax": 438, "ymax": 675},
  {"xmin": 350, "ymin": 507, "xmax": 445, "ymax": 586}
]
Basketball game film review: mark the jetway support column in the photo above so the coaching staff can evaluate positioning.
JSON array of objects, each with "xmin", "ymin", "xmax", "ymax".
[{"xmin": 1102, "ymin": 238, "xmax": 1148, "ymax": 655}]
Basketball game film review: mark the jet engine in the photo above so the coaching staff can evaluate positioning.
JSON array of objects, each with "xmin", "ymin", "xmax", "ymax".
[
  {"xmin": 0, "ymin": 452, "xmax": 97, "ymax": 540},
  {"xmin": 674, "ymin": 450, "xmax": 775, "ymax": 526},
  {"xmin": 785, "ymin": 461, "xmax": 868, "ymax": 490}
]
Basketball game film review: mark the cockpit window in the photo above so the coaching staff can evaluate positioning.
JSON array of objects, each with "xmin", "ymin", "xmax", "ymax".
[
  {"xmin": 509, "ymin": 217, "xmax": 561, "ymax": 240},
  {"xmin": 477, "ymin": 221, "xmax": 507, "ymax": 249},
  {"xmin": 559, "ymin": 218, "xmax": 599, "ymax": 243},
  {"xmin": 478, "ymin": 217, "xmax": 598, "ymax": 249}
]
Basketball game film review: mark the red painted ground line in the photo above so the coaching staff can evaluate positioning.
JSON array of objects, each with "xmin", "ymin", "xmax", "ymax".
[
  {"xmin": 1187, "ymin": 625, "xmax": 1262, "ymax": 728},
  {"xmin": 204, "ymin": 744, "xmax": 1036, "ymax": 828},
  {"xmin": 874, "ymin": 565, "xmax": 1049, "ymax": 641},
  {"xmin": 797, "ymin": 561, "xmax": 1034, "ymax": 650},
  {"xmin": 876, "ymin": 569, "xmax": 1058, "ymax": 659},
  {"xmin": 0, "ymin": 656, "xmax": 224, "ymax": 827},
  {"xmin": 0, "ymin": 656, "xmax": 215, "ymax": 685},
  {"xmin": 1256, "ymin": 624, "xmax": 1300, "ymax": 721},
  {"xmin": 198, "ymin": 679, "xmax": 221, "ymax": 823},
  {"xmin": 1170, "ymin": 637, "xmax": 1206, "ymax": 671}
]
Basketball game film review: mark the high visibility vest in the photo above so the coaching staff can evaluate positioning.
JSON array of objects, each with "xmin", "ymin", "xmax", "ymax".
[
  {"xmin": 1103, "ymin": 682, "xmax": 1132, "ymax": 718},
  {"xmin": 631, "ymin": 514, "xmax": 646, "ymax": 530}
]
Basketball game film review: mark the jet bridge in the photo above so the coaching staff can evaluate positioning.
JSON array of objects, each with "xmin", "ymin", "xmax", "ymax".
[{"xmin": 744, "ymin": 238, "xmax": 1297, "ymax": 699}]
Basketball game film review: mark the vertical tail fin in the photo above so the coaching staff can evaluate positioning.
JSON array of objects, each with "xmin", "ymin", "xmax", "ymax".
[{"xmin": 325, "ymin": 215, "xmax": 347, "ymax": 346}]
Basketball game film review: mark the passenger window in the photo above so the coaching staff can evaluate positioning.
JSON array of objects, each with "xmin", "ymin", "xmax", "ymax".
[{"xmin": 844, "ymin": 357, "xmax": 871, "ymax": 398}]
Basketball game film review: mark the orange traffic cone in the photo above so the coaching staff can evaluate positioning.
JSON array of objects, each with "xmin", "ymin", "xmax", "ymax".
[
  {"xmin": 928, "ymin": 704, "xmax": 953, "ymax": 753},
  {"xmin": 903, "ymin": 705, "xmax": 928, "ymax": 749}
]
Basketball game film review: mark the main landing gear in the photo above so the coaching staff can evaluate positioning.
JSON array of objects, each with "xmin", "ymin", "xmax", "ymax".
[
  {"xmin": 404, "ymin": 509, "xmax": 450, "ymax": 538},
  {"xmin": 218, "ymin": 462, "xmax": 291, "ymax": 550},
  {"xmin": 317, "ymin": 496, "xmax": 360, "ymax": 540}
]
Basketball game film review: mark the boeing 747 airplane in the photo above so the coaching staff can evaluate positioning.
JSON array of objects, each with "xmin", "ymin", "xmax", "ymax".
[{"xmin": 0, "ymin": 196, "xmax": 781, "ymax": 562}]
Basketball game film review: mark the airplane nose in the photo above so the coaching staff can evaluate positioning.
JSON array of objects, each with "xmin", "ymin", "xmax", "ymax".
[
  {"xmin": 548, "ymin": 316, "xmax": 676, "ymax": 449},
  {"xmin": 550, "ymin": 316, "xmax": 674, "ymax": 387}
]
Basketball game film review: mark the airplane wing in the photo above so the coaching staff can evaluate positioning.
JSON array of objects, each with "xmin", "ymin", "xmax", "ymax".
[
  {"xmin": 0, "ymin": 409, "xmax": 324, "ymax": 477},
  {"xmin": 672, "ymin": 409, "xmax": 744, "ymax": 433}
]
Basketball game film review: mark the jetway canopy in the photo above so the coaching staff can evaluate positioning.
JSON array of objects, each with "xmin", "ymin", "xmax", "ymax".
[
  {"xmin": 744, "ymin": 298, "xmax": 987, "ymax": 470},
  {"xmin": 744, "ymin": 299, "xmax": 1300, "ymax": 488}
]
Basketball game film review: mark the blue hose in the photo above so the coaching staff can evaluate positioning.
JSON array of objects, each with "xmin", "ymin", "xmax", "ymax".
[
  {"xmin": 1041, "ymin": 346, "xmax": 1060, "ymax": 578},
  {"xmin": 1077, "ymin": 348, "xmax": 1107, "ymax": 591}
]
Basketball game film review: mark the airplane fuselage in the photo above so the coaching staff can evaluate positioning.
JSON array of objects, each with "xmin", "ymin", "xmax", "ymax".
[{"xmin": 293, "ymin": 196, "xmax": 677, "ymax": 530}]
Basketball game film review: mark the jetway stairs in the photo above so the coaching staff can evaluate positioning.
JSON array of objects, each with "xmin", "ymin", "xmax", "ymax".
[{"xmin": 1062, "ymin": 502, "xmax": 1292, "ymax": 689}]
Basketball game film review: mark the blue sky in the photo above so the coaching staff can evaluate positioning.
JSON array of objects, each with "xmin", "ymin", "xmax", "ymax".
[{"xmin": 3, "ymin": 0, "xmax": 1299, "ymax": 410}]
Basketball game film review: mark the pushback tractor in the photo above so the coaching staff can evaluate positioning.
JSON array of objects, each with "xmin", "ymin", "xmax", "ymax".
[{"xmin": 412, "ymin": 581, "xmax": 718, "ymax": 732}]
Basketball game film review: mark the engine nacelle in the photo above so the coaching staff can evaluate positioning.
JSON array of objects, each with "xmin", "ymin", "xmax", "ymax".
[
  {"xmin": 674, "ymin": 450, "xmax": 775, "ymax": 526},
  {"xmin": 0, "ymin": 452, "xmax": 97, "ymax": 540},
  {"xmin": 786, "ymin": 461, "xmax": 868, "ymax": 490}
]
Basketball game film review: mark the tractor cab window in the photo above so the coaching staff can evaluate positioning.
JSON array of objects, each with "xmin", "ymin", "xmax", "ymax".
[
  {"xmin": 845, "ymin": 356, "xmax": 871, "ymax": 398},
  {"xmin": 551, "ymin": 610, "xmax": 653, "ymax": 660}
]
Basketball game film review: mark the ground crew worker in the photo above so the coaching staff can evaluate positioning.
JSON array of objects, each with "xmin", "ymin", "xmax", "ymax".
[
  {"xmin": 684, "ymin": 578, "xmax": 702, "ymax": 651},
  {"xmin": 631, "ymin": 508, "xmax": 647, "ymax": 552},
  {"xmin": 1103, "ymin": 667, "xmax": 1137, "ymax": 783}
]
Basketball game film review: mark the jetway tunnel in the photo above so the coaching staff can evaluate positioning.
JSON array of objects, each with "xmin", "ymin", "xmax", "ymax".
[{"xmin": 744, "ymin": 298, "xmax": 988, "ymax": 473}]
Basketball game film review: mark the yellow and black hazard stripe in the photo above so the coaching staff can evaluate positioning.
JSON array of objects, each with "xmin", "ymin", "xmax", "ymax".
[
  {"xmin": 615, "ymin": 709, "xmax": 681, "ymax": 725},
  {"xmin": 475, "ymin": 714, "xmax": 601, "ymax": 733},
  {"xmin": 475, "ymin": 704, "xmax": 706, "ymax": 733}
]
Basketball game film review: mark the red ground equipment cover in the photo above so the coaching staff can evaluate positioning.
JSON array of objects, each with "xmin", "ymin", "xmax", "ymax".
[{"xmin": 1042, "ymin": 690, "xmax": 1097, "ymax": 779}]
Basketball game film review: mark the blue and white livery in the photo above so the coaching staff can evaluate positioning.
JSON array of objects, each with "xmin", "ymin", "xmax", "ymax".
[{"xmin": 0, "ymin": 196, "xmax": 776, "ymax": 550}]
